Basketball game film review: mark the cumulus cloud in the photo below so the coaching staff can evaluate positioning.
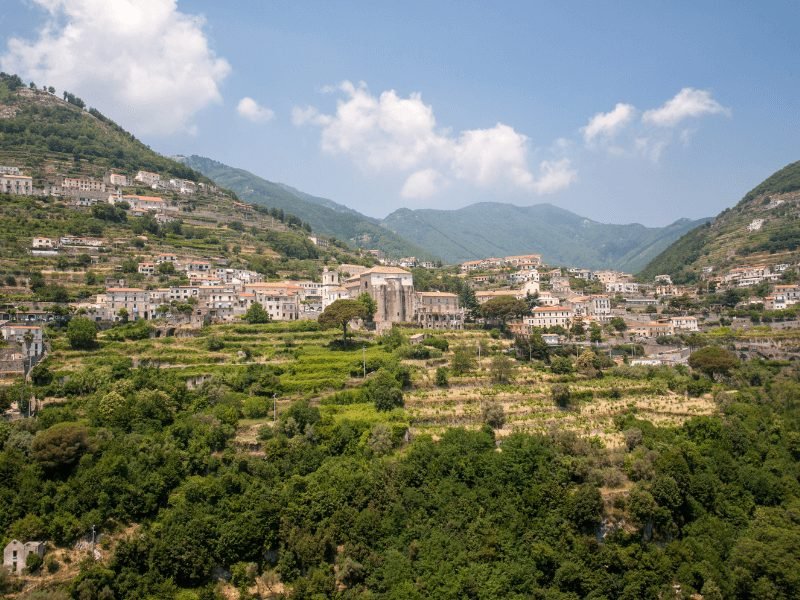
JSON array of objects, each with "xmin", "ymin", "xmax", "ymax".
[
  {"xmin": 237, "ymin": 97, "xmax": 274, "ymax": 123},
  {"xmin": 1, "ymin": 0, "xmax": 230, "ymax": 135},
  {"xmin": 642, "ymin": 88, "xmax": 730, "ymax": 127},
  {"xmin": 294, "ymin": 81, "xmax": 573, "ymax": 197},
  {"xmin": 582, "ymin": 103, "xmax": 635, "ymax": 143},
  {"xmin": 583, "ymin": 88, "xmax": 729, "ymax": 161},
  {"xmin": 401, "ymin": 168, "xmax": 446, "ymax": 199}
]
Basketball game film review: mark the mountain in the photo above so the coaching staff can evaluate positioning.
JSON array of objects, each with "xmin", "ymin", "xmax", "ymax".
[
  {"xmin": 640, "ymin": 160, "xmax": 800, "ymax": 283},
  {"xmin": 0, "ymin": 76, "xmax": 204, "ymax": 185},
  {"xmin": 178, "ymin": 155, "xmax": 432, "ymax": 259},
  {"xmin": 0, "ymin": 73, "xmax": 366, "ymax": 298},
  {"xmin": 381, "ymin": 202, "xmax": 708, "ymax": 270}
]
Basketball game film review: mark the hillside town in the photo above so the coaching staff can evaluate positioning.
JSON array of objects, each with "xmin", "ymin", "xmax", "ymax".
[{"xmin": 3, "ymin": 155, "xmax": 799, "ymax": 383}]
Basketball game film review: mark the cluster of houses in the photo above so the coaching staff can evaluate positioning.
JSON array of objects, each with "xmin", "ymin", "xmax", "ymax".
[
  {"xmin": 75, "ymin": 264, "xmax": 466, "ymax": 331},
  {"xmin": 1, "ymin": 163, "xmax": 211, "ymax": 209}
]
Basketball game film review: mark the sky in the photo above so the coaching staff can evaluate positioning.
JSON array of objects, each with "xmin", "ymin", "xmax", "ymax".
[{"xmin": 1, "ymin": 1, "xmax": 798, "ymax": 226}]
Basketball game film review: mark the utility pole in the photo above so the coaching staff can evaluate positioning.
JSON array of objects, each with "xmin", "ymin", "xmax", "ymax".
[
  {"xmin": 363, "ymin": 345, "xmax": 366, "ymax": 378},
  {"xmin": 273, "ymin": 393, "xmax": 277, "ymax": 422},
  {"xmin": 91, "ymin": 524, "xmax": 96, "ymax": 559}
]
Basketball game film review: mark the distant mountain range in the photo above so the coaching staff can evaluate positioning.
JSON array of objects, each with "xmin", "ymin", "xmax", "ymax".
[
  {"xmin": 177, "ymin": 155, "xmax": 433, "ymax": 260},
  {"xmin": 382, "ymin": 204, "xmax": 708, "ymax": 271},
  {"xmin": 640, "ymin": 160, "xmax": 800, "ymax": 283},
  {"xmin": 182, "ymin": 155, "xmax": 709, "ymax": 270}
]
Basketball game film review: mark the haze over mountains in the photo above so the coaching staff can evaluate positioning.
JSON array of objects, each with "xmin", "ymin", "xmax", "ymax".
[{"xmin": 182, "ymin": 155, "xmax": 708, "ymax": 270}]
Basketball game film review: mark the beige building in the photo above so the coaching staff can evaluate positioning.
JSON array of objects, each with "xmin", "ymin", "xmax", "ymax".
[
  {"xmin": 106, "ymin": 172, "xmax": 129, "ymax": 187},
  {"xmin": 0, "ymin": 174, "xmax": 34, "ymax": 195},
  {"xmin": 415, "ymin": 292, "xmax": 464, "ymax": 330},
  {"xmin": 134, "ymin": 170, "xmax": 160, "ymax": 186},
  {"xmin": 62, "ymin": 177, "xmax": 106, "ymax": 193}
]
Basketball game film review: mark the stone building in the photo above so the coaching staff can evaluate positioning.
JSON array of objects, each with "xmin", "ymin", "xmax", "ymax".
[
  {"xmin": 355, "ymin": 266, "xmax": 414, "ymax": 330},
  {"xmin": 3, "ymin": 540, "xmax": 45, "ymax": 575},
  {"xmin": 414, "ymin": 291, "xmax": 464, "ymax": 330}
]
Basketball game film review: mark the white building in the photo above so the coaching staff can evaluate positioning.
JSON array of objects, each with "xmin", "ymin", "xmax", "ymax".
[
  {"xmin": 605, "ymin": 281, "xmax": 640, "ymax": 294},
  {"xmin": 0, "ymin": 174, "xmax": 34, "ymax": 195},
  {"xmin": 32, "ymin": 237, "xmax": 58, "ymax": 249},
  {"xmin": 747, "ymin": 219, "xmax": 764, "ymax": 232},
  {"xmin": 526, "ymin": 306, "xmax": 573, "ymax": 328},
  {"xmin": 670, "ymin": 316, "xmax": 699, "ymax": 331},
  {"xmin": 0, "ymin": 324, "xmax": 44, "ymax": 359},
  {"xmin": 134, "ymin": 170, "xmax": 160, "ymax": 186}
]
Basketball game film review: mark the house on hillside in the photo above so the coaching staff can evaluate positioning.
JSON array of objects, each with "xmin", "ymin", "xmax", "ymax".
[
  {"xmin": 134, "ymin": 170, "xmax": 160, "ymax": 186},
  {"xmin": 0, "ymin": 173, "xmax": 34, "ymax": 195},
  {"xmin": 3, "ymin": 540, "xmax": 45, "ymax": 575}
]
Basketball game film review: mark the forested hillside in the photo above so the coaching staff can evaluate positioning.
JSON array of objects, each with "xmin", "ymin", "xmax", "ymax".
[
  {"xmin": 382, "ymin": 203, "xmax": 707, "ymax": 270},
  {"xmin": 2, "ymin": 321, "xmax": 799, "ymax": 599},
  {"xmin": 640, "ymin": 160, "xmax": 800, "ymax": 282},
  {"xmin": 179, "ymin": 155, "xmax": 432, "ymax": 260}
]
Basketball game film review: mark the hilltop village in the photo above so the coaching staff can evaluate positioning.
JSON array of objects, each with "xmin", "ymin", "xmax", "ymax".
[{"xmin": 2, "ymin": 159, "xmax": 799, "ymax": 382}]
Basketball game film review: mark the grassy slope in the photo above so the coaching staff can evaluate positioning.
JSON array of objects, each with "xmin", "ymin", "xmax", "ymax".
[
  {"xmin": 640, "ymin": 160, "xmax": 800, "ymax": 282},
  {"xmin": 179, "ymin": 155, "xmax": 434, "ymax": 259},
  {"xmin": 382, "ymin": 202, "xmax": 707, "ymax": 270}
]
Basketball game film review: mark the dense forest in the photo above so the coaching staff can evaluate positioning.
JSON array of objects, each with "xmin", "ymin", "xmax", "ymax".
[{"xmin": 1, "ymin": 324, "xmax": 799, "ymax": 599}]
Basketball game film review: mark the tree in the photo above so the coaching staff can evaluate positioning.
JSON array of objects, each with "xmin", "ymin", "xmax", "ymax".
[
  {"xmin": 363, "ymin": 370, "xmax": 404, "ymax": 411},
  {"xmin": 515, "ymin": 332, "xmax": 549, "ymax": 361},
  {"xmin": 688, "ymin": 346, "xmax": 739, "ymax": 379},
  {"xmin": 357, "ymin": 292, "xmax": 377, "ymax": 323},
  {"xmin": 551, "ymin": 383, "xmax": 572, "ymax": 408},
  {"xmin": 31, "ymin": 423, "xmax": 90, "ymax": 471},
  {"xmin": 435, "ymin": 367, "xmax": 449, "ymax": 387},
  {"xmin": 551, "ymin": 356, "xmax": 574, "ymax": 374},
  {"xmin": 609, "ymin": 317, "xmax": 627, "ymax": 332},
  {"xmin": 450, "ymin": 344, "xmax": 476, "ymax": 375},
  {"xmin": 480, "ymin": 296, "xmax": 529, "ymax": 329},
  {"xmin": 482, "ymin": 402, "xmax": 506, "ymax": 430},
  {"xmin": 117, "ymin": 307, "xmax": 129, "ymax": 323},
  {"xmin": 490, "ymin": 354, "xmax": 515, "ymax": 384},
  {"xmin": 158, "ymin": 261, "xmax": 176, "ymax": 275},
  {"xmin": 589, "ymin": 323, "xmax": 602, "ymax": 344},
  {"xmin": 318, "ymin": 299, "xmax": 368, "ymax": 343},
  {"xmin": 243, "ymin": 302, "xmax": 271, "ymax": 324},
  {"xmin": 66, "ymin": 317, "xmax": 97, "ymax": 349},
  {"xmin": 576, "ymin": 350, "xmax": 601, "ymax": 378}
]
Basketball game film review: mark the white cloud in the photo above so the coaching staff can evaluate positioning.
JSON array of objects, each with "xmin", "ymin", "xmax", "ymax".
[
  {"xmin": 294, "ymin": 81, "xmax": 573, "ymax": 197},
  {"xmin": 582, "ymin": 103, "xmax": 635, "ymax": 143},
  {"xmin": 401, "ymin": 168, "xmax": 445, "ymax": 199},
  {"xmin": 1, "ymin": 0, "xmax": 230, "ymax": 135},
  {"xmin": 237, "ymin": 97, "xmax": 274, "ymax": 123},
  {"xmin": 642, "ymin": 88, "xmax": 730, "ymax": 127},
  {"xmin": 533, "ymin": 159, "xmax": 577, "ymax": 194}
]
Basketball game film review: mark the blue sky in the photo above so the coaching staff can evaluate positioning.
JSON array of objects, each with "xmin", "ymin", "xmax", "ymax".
[{"xmin": 2, "ymin": 1, "xmax": 799, "ymax": 225}]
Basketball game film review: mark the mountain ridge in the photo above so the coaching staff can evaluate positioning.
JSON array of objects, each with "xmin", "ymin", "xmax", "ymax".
[
  {"xmin": 381, "ymin": 202, "xmax": 709, "ymax": 270},
  {"xmin": 639, "ymin": 160, "xmax": 800, "ymax": 282},
  {"xmin": 177, "ymin": 155, "xmax": 433, "ymax": 260}
]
